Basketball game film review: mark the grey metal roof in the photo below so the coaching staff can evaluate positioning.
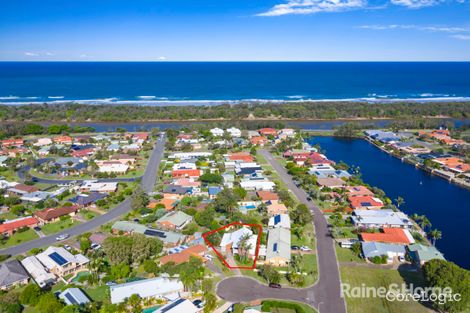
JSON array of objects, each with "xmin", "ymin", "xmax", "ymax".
[
  {"xmin": 0, "ymin": 260, "xmax": 29, "ymax": 287},
  {"xmin": 361, "ymin": 242, "xmax": 405, "ymax": 258},
  {"xmin": 59, "ymin": 288, "xmax": 90, "ymax": 305}
]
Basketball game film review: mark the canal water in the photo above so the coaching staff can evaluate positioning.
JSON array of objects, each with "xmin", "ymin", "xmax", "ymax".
[{"xmin": 307, "ymin": 136, "xmax": 470, "ymax": 269}]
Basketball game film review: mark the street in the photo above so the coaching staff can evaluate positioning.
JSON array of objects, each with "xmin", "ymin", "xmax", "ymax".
[
  {"xmin": 0, "ymin": 136, "xmax": 166, "ymax": 257},
  {"xmin": 216, "ymin": 149, "xmax": 347, "ymax": 313}
]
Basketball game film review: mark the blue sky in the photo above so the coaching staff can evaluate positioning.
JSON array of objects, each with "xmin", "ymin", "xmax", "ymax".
[{"xmin": 0, "ymin": 0, "xmax": 469, "ymax": 61}]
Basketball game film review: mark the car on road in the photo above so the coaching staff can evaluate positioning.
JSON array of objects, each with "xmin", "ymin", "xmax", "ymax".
[
  {"xmin": 192, "ymin": 299, "xmax": 204, "ymax": 308},
  {"xmin": 291, "ymin": 245, "xmax": 300, "ymax": 250},
  {"xmin": 55, "ymin": 234, "xmax": 69, "ymax": 241},
  {"xmin": 269, "ymin": 283, "xmax": 282, "ymax": 289},
  {"xmin": 300, "ymin": 246, "xmax": 312, "ymax": 252}
]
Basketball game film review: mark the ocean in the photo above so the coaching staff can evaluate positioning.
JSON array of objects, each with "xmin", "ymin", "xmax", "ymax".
[{"xmin": 1, "ymin": 62, "xmax": 470, "ymax": 105}]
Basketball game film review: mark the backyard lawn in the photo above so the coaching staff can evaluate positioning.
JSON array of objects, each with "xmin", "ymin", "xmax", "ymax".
[
  {"xmin": 335, "ymin": 246, "xmax": 365, "ymax": 263},
  {"xmin": 0, "ymin": 229, "xmax": 38, "ymax": 248},
  {"xmin": 340, "ymin": 265, "xmax": 431, "ymax": 313},
  {"xmin": 41, "ymin": 218, "xmax": 81, "ymax": 235}
]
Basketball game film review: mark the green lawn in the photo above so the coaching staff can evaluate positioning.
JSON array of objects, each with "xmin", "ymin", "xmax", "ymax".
[
  {"xmin": 261, "ymin": 300, "xmax": 317, "ymax": 313},
  {"xmin": 0, "ymin": 229, "xmax": 38, "ymax": 248},
  {"xmin": 291, "ymin": 223, "xmax": 315, "ymax": 248},
  {"xmin": 335, "ymin": 246, "xmax": 365, "ymax": 263},
  {"xmin": 299, "ymin": 254, "xmax": 318, "ymax": 286},
  {"xmin": 41, "ymin": 218, "xmax": 81, "ymax": 235},
  {"xmin": 340, "ymin": 266, "xmax": 430, "ymax": 313},
  {"xmin": 83, "ymin": 285, "xmax": 110, "ymax": 303}
]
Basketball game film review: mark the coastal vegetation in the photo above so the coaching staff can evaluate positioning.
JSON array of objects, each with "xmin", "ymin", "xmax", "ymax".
[{"xmin": 0, "ymin": 101, "xmax": 469, "ymax": 123}]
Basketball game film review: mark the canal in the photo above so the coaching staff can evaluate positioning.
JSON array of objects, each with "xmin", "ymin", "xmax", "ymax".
[{"xmin": 307, "ymin": 136, "xmax": 470, "ymax": 269}]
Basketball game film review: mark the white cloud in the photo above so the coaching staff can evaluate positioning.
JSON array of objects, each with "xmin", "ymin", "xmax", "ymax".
[
  {"xmin": 451, "ymin": 34, "xmax": 470, "ymax": 40},
  {"xmin": 390, "ymin": 0, "xmax": 441, "ymax": 7},
  {"xmin": 79, "ymin": 54, "xmax": 89, "ymax": 58},
  {"xmin": 257, "ymin": 0, "xmax": 366, "ymax": 16},
  {"xmin": 358, "ymin": 24, "xmax": 470, "ymax": 33},
  {"xmin": 157, "ymin": 56, "xmax": 167, "ymax": 60},
  {"xmin": 45, "ymin": 52, "xmax": 54, "ymax": 56},
  {"xmin": 24, "ymin": 52, "xmax": 38, "ymax": 56}
]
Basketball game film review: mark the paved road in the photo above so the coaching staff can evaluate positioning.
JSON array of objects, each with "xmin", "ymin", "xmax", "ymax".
[
  {"xmin": 217, "ymin": 149, "xmax": 347, "ymax": 313},
  {"xmin": 0, "ymin": 136, "xmax": 166, "ymax": 257}
]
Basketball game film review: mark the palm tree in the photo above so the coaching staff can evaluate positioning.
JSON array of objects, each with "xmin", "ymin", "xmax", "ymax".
[
  {"xmin": 428, "ymin": 229, "xmax": 442, "ymax": 246},
  {"xmin": 237, "ymin": 233, "xmax": 253, "ymax": 263},
  {"xmin": 419, "ymin": 215, "xmax": 432, "ymax": 231},
  {"xmin": 395, "ymin": 196, "xmax": 405, "ymax": 208}
]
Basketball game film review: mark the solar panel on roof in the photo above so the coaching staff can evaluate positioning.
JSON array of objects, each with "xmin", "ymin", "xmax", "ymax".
[
  {"xmin": 361, "ymin": 202, "xmax": 372, "ymax": 206},
  {"xmin": 274, "ymin": 215, "xmax": 281, "ymax": 225},
  {"xmin": 64, "ymin": 292, "xmax": 78, "ymax": 305},
  {"xmin": 144, "ymin": 229, "xmax": 167, "ymax": 238},
  {"xmin": 49, "ymin": 252, "xmax": 68, "ymax": 266},
  {"xmin": 273, "ymin": 243, "xmax": 278, "ymax": 252},
  {"xmin": 161, "ymin": 298, "xmax": 186, "ymax": 313}
]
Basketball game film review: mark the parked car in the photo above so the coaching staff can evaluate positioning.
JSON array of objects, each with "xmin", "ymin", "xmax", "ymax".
[
  {"xmin": 306, "ymin": 196, "xmax": 313, "ymax": 202},
  {"xmin": 300, "ymin": 246, "xmax": 312, "ymax": 252},
  {"xmin": 55, "ymin": 234, "xmax": 69, "ymax": 241},
  {"xmin": 63, "ymin": 244, "xmax": 72, "ymax": 251},
  {"xmin": 398, "ymin": 256, "xmax": 406, "ymax": 263},
  {"xmin": 33, "ymin": 226, "xmax": 41, "ymax": 231},
  {"xmin": 91, "ymin": 243, "xmax": 101, "ymax": 250},
  {"xmin": 105, "ymin": 281, "xmax": 116, "ymax": 286},
  {"xmin": 269, "ymin": 283, "xmax": 282, "ymax": 289},
  {"xmin": 192, "ymin": 299, "xmax": 204, "ymax": 308},
  {"xmin": 291, "ymin": 245, "xmax": 300, "ymax": 250},
  {"xmin": 204, "ymin": 254, "xmax": 214, "ymax": 261}
]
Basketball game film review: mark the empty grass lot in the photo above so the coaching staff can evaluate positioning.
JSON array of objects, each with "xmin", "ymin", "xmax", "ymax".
[
  {"xmin": 41, "ymin": 218, "xmax": 81, "ymax": 235},
  {"xmin": 0, "ymin": 229, "xmax": 38, "ymax": 248},
  {"xmin": 340, "ymin": 266, "xmax": 432, "ymax": 313}
]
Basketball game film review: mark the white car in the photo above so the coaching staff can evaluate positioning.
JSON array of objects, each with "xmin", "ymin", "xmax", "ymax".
[
  {"xmin": 63, "ymin": 244, "xmax": 72, "ymax": 251},
  {"xmin": 204, "ymin": 254, "xmax": 214, "ymax": 261},
  {"xmin": 55, "ymin": 234, "xmax": 69, "ymax": 241},
  {"xmin": 300, "ymin": 246, "xmax": 312, "ymax": 252}
]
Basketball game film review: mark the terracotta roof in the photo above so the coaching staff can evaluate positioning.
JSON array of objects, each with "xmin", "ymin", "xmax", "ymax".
[
  {"xmin": 346, "ymin": 186, "xmax": 375, "ymax": 197},
  {"xmin": 251, "ymin": 136, "xmax": 268, "ymax": 145},
  {"xmin": 34, "ymin": 206, "xmax": 80, "ymax": 221},
  {"xmin": 258, "ymin": 128, "xmax": 277, "ymax": 135},
  {"xmin": 360, "ymin": 228, "xmax": 412, "ymax": 245},
  {"xmin": 229, "ymin": 152, "xmax": 254, "ymax": 162},
  {"xmin": 257, "ymin": 191, "xmax": 279, "ymax": 201},
  {"xmin": 0, "ymin": 217, "xmax": 38, "ymax": 234},
  {"xmin": 10, "ymin": 184, "xmax": 39, "ymax": 193},
  {"xmin": 172, "ymin": 169, "xmax": 201, "ymax": 178},
  {"xmin": 159, "ymin": 244, "xmax": 207, "ymax": 265},
  {"xmin": 348, "ymin": 196, "xmax": 383, "ymax": 209}
]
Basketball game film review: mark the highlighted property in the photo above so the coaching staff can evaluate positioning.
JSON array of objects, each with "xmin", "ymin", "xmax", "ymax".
[{"xmin": 202, "ymin": 221, "xmax": 262, "ymax": 270}]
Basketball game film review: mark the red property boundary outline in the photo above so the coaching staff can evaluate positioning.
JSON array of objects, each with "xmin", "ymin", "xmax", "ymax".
[{"xmin": 202, "ymin": 221, "xmax": 262, "ymax": 270}]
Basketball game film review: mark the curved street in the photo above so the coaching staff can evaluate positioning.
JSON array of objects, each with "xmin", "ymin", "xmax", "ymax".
[
  {"xmin": 0, "ymin": 135, "xmax": 166, "ymax": 257},
  {"xmin": 216, "ymin": 149, "xmax": 347, "ymax": 313}
]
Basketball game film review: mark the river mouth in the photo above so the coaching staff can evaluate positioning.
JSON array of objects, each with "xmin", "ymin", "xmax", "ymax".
[{"xmin": 307, "ymin": 136, "xmax": 470, "ymax": 270}]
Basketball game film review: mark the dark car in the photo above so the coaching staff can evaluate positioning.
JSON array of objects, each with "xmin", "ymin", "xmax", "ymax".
[
  {"xmin": 291, "ymin": 245, "xmax": 300, "ymax": 250},
  {"xmin": 269, "ymin": 283, "xmax": 282, "ymax": 289},
  {"xmin": 192, "ymin": 299, "xmax": 204, "ymax": 308},
  {"xmin": 33, "ymin": 226, "xmax": 41, "ymax": 231},
  {"xmin": 306, "ymin": 196, "xmax": 312, "ymax": 202}
]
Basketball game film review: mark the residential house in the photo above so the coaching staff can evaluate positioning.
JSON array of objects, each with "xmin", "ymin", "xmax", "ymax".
[
  {"xmin": 80, "ymin": 181, "xmax": 118, "ymax": 193},
  {"xmin": 34, "ymin": 205, "xmax": 80, "ymax": 225},
  {"xmin": 433, "ymin": 157, "xmax": 470, "ymax": 174},
  {"xmin": 154, "ymin": 298, "xmax": 200, "ymax": 313},
  {"xmin": 208, "ymin": 186, "xmax": 222, "ymax": 199},
  {"xmin": 0, "ymin": 260, "xmax": 29, "ymax": 290},
  {"xmin": 247, "ymin": 131, "xmax": 260, "ymax": 138},
  {"xmin": 365, "ymin": 130, "xmax": 401, "ymax": 144},
  {"xmin": 34, "ymin": 138, "xmax": 53, "ymax": 147},
  {"xmin": 361, "ymin": 242, "xmax": 406, "ymax": 262},
  {"xmin": 1, "ymin": 138, "xmax": 24, "ymax": 148},
  {"xmin": 173, "ymin": 178, "xmax": 200, "ymax": 188},
  {"xmin": 111, "ymin": 221, "xmax": 186, "ymax": 246},
  {"xmin": 240, "ymin": 179, "xmax": 275, "ymax": 191},
  {"xmin": 172, "ymin": 169, "xmax": 202, "ymax": 179},
  {"xmin": 266, "ymin": 201, "xmax": 288, "ymax": 216},
  {"xmin": 69, "ymin": 192, "xmax": 107, "ymax": 207},
  {"xmin": 0, "ymin": 155, "xmax": 8, "ymax": 167},
  {"xmin": 220, "ymin": 226, "xmax": 258, "ymax": 258},
  {"xmin": 351, "ymin": 209, "xmax": 414, "ymax": 229},
  {"xmin": 316, "ymin": 177, "xmax": 346, "ymax": 189},
  {"xmin": 149, "ymin": 197, "xmax": 179, "ymax": 211},
  {"xmin": 256, "ymin": 190, "xmax": 279, "ymax": 202},
  {"xmin": 0, "ymin": 216, "xmax": 38, "ymax": 236},
  {"xmin": 36, "ymin": 246, "xmax": 89, "ymax": 278},
  {"xmin": 228, "ymin": 152, "xmax": 254, "ymax": 163},
  {"xmin": 110, "ymin": 277, "xmax": 184, "ymax": 304},
  {"xmin": 265, "ymin": 227, "xmax": 291, "ymax": 267},
  {"xmin": 235, "ymin": 163, "xmax": 262, "ymax": 176},
  {"xmin": 7, "ymin": 184, "xmax": 39, "ymax": 196},
  {"xmin": 59, "ymin": 288, "xmax": 91, "ymax": 306},
  {"xmin": 250, "ymin": 136, "xmax": 268, "ymax": 146},
  {"xmin": 20, "ymin": 191, "xmax": 51, "ymax": 203},
  {"xmin": 157, "ymin": 211, "xmax": 193, "ymax": 230},
  {"xmin": 348, "ymin": 196, "xmax": 384, "ymax": 210},
  {"xmin": 268, "ymin": 214, "xmax": 291, "ymax": 229},
  {"xmin": 226, "ymin": 127, "xmax": 242, "ymax": 138},
  {"xmin": 408, "ymin": 244, "xmax": 445, "ymax": 267},
  {"xmin": 346, "ymin": 186, "xmax": 375, "ymax": 197},
  {"xmin": 163, "ymin": 185, "xmax": 193, "ymax": 198},
  {"xmin": 21, "ymin": 256, "xmax": 56, "ymax": 288},
  {"xmin": 278, "ymin": 128, "xmax": 295, "ymax": 139},
  {"xmin": 170, "ymin": 152, "xmax": 212, "ymax": 160},
  {"xmin": 54, "ymin": 136, "xmax": 73, "ymax": 145},
  {"xmin": 97, "ymin": 161, "xmax": 129, "ymax": 174},
  {"xmin": 222, "ymin": 173, "xmax": 235, "ymax": 188},
  {"xmin": 360, "ymin": 228, "xmax": 415, "ymax": 245},
  {"xmin": 258, "ymin": 128, "xmax": 277, "ymax": 137},
  {"xmin": 210, "ymin": 128, "xmax": 224, "ymax": 137},
  {"xmin": 159, "ymin": 244, "xmax": 207, "ymax": 265}
]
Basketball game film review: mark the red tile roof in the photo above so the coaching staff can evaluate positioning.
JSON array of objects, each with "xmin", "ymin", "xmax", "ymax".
[
  {"xmin": 348, "ymin": 196, "xmax": 383, "ymax": 209},
  {"xmin": 0, "ymin": 217, "xmax": 38, "ymax": 234},
  {"xmin": 229, "ymin": 152, "xmax": 254, "ymax": 162},
  {"xmin": 159, "ymin": 244, "xmax": 207, "ymax": 265},
  {"xmin": 34, "ymin": 206, "xmax": 80, "ymax": 221},
  {"xmin": 346, "ymin": 186, "xmax": 375, "ymax": 197},
  {"xmin": 258, "ymin": 128, "xmax": 277, "ymax": 136},
  {"xmin": 360, "ymin": 228, "xmax": 412, "ymax": 245},
  {"xmin": 256, "ymin": 191, "xmax": 279, "ymax": 201}
]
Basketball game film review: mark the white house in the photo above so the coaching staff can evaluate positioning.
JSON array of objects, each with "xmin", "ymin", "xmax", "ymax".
[
  {"xmin": 220, "ymin": 226, "xmax": 258, "ymax": 257},
  {"xmin": 97, "ymin": 161, "xmax": 129, "ymax": 174},
  {"xmin": 80, "ymin": 181, "xmax": 118, "ymax": 193},
  {"xmin": 226, "ymin": 127, "xmax": 242, "ymax": 138},
  {"xmin": 110, "ymin": 277, "xmax": 184, "ymax": 304},
  {"xmin": 268, "ymin": 214, "xmax": 291, "ymax": 229},
  {"xmin": 154, "ymin": 298, "xmax": 200, "ymax": 313},
  {"xmin": 21, "ymin": 256, "xmax": 56, "ymax": 288},
  {"xmin": 351, "ymin": 209, "xmax": 414, "ymax": 229},
  {"xmin": 34, "ymin": 138, "xmax": 53, "ymax": 147},
  {"xmin": 36, "ymin": 246, "xmax": 89, "ymax": 278},
  {"xmin": 361, "ymin": 242, "xmax": 406, "ymax": 263},
  {"xmin": 240, "ymin": 180, "xmax": 275, "ymax": 191},
  {"xmin": 210, "ymin": 128, "xmax": 224, "ymax": 137}
]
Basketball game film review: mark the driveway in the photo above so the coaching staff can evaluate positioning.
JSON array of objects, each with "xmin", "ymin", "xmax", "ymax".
[
  {"xmin": 0, "ymin": 135, "xmax": 166, "ymax": 257},
  {"xmin": 216, "ymin": 149, "xmax": 346, "ymax": 313}
]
